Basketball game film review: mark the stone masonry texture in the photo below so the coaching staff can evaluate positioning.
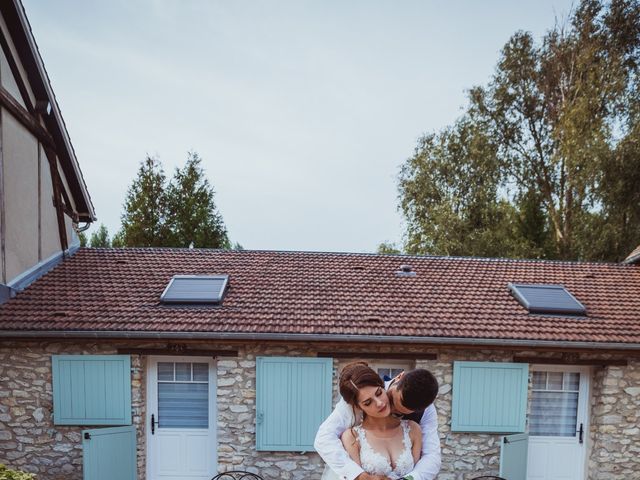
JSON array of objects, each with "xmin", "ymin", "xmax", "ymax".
[{"xmin": 0, "ymin": 340, "xmax": 638, "ymax": 480}]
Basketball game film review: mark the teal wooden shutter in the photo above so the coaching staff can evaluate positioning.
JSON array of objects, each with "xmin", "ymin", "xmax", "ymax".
[
  {"xmin": 52, "ymin": 355, "xmax": 132, "ymax": 425},
  {"xmin": 256, "ymin": 356, "xmax": 332, "ymax": 451},
  {"xmin": 451, "ymin": 361, "xmax": 528, "ymax": 433},
  {"xmin": 500, "ymin": 433, "xmax": 529, "ymax": 480},
  {"xmin": 82, "ymin": 425, "xmax": 137, "ymax": 480}
]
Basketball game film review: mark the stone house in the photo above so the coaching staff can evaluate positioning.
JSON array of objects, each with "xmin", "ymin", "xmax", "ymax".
[
  {"xmin": 0, "ymin": 0, "xmax": 94, "ymax": 304},
  {"xmin": 1, "ymin": 2, "xmax": 639, "ymax": 480},
  {"xmin": 1, "ymin": 247, "xmax": 639, "ymax": 480}
]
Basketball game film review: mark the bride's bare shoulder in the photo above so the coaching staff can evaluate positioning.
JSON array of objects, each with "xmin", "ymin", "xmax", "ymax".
[{"xmin": 340, "ymin": 427, "xmax": 359, "ymax": 446}]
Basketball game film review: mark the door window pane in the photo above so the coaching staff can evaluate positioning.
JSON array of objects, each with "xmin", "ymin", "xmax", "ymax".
[
  {"xmin": 532, "ymin": 372, "xmax": 546, "ymax": 389},
  {"xmin": 193, "ymin": 363, "xmax": 209, "ymax": 381},
  {"xmin": 158, "ymin": 383, "xmax": 208, "ymax": 428},
  {"xmin": 530, "ymin": 371, "xmax": 580, "ymax": 437},
  {"xmin": 547, "ymin": 372, "xmax": 563, "ymax": 390},
  {"xmin": 565, "ymin": 372, "xmax": 580, "ymax": 390},
  {"xmin": 157, "ymin": 362, "xmax": 209, "ymax": 429},
  {"xmin": 158, "ymin": 362, "xmax": 174, "ymax": 381},
  {"xmin": 175, "ymin": 362, "xmax": 191, "ymax": 381}
]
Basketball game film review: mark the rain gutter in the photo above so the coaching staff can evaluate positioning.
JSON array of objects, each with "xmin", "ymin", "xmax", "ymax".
[{"xmin": 1, "ymin": 330, "xmax": 640, "ymax": 351}]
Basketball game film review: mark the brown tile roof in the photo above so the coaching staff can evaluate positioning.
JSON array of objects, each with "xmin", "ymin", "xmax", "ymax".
[{"xmin": 1, "ymin": 248, "xmax": 639, "ymax": 346}]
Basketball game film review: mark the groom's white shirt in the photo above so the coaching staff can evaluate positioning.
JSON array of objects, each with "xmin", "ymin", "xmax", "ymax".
[{"xmin": 313, "ymin": 380, "xmax": 441, "ymax": 480}]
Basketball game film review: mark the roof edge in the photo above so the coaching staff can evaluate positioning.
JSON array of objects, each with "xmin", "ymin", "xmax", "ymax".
[
  {"xmin": 1, "ymin": 331, "xmax": 640, "ymax": 351},
  {"xmin": 75, "ymin": 247, "xmax": 640, "ymax": 267},
  {"xmin": 7, "ymin": 240, "xmax": 80, "ymax": 292},
  {"xmin": 623, "ymin": 249, "xmax": 640, "ymax": 264}
]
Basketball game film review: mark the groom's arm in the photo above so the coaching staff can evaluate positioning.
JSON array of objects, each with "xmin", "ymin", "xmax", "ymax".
[
  {"xmin": 404, "ymin": 404, "xmax": 441, "ymax": 480},
  {"xmin": 314, "ymin": 398, "xmax": 366, "ymax": 480}
]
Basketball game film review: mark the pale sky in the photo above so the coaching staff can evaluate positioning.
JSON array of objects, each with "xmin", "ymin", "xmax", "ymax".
[{"xmin": 23, "ymin": 0, "xmax": 574, "ymax": 252}]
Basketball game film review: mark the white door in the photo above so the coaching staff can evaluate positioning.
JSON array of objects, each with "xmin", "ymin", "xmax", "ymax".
[
  {"xmin": 527, "ymin": 366, "xmax": 589, "ymax": 480},
  {"xmin": 147, "ymin": 356, "xmax": 217, "ymax": 480}
]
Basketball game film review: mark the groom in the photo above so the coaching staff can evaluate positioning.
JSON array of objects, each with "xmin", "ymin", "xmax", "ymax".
[{"xmin": 314, "ymin": 366, "xmax": 442, "ymax": 480}]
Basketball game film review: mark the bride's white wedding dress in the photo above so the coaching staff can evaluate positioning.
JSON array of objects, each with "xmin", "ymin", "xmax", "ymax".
[
  {"xmin": 355, "ymin": 420, "xmax": 415, "ymax": 479},
  {"xmin": 321, "ymin": 420, "xmax": 415, "ymax": 480}
]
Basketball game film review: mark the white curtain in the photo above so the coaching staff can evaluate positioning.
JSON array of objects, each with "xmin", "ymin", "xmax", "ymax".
[{"xmin": 529, "ymin": 371, "xmax": 579, "ymax": 437}]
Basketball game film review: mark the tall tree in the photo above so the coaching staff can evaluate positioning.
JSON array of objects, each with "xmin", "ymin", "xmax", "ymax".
[
  {"xmin": 118, "ymin": 156, "xmax": 171, "ymax": 247},
  {"xmin": 377, "ymin": 241, "xmax": 401, "ymax": 255},
  {"xmin": 89, "ymin": 224, "xmax": 111, "ymax": 247},
  {"xmin": 165, "ymin": 152, "xmax": 230, "ymax": 248},
  {"xmin": 116, "ymin": 153, "xmax": 233, "ymax": 248},
  {"xmin": 399, "ymin": 0, "xmax": 640, "ymax": 261}
]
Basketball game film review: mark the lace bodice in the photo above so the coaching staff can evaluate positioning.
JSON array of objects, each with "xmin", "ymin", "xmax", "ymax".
[{"xmin": 354, "ymin": 420, "xmax": 414, "ymax": 480}]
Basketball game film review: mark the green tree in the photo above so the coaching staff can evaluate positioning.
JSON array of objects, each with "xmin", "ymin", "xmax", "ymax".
[
  {"xmin": 116, "ymin": 153, "xmax": 233, "ymax": 248},
  {"xmin": 377, "ymin": 241, "xmax": 401, "ymax": 254},
  {"xmin": 89, "ymin": 224, "xmax": 111, "ymax": 247},
  {"xmin": 111, "ymin": 232, "xmax": 125, "ymax": 248},
  {"xmin": 78, "ymin": 231, "xmax": 88, "ymax": 247},
  {"xmin": 165, "ymin": 152, "xmax": 230, "ymax": 248},
  {"xmin": 400, "ymin": 118, "xmax": 532, "ymax": 257},
  {"xmin": 399, "ymin": 0, "xmax": 640, "ymax": 261},
  {"xmin": 117, "ymin": 156, "xmax": 171, "ymax": 247}
]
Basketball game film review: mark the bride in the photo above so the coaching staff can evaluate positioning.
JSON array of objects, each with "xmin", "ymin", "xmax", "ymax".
[{"xmin": 325, "ymin": 362, "xmax": 422, "ymax": 480}]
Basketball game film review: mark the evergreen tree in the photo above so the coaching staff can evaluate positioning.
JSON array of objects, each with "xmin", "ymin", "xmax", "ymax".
[
  {"xmin": 117, "ymin": 156, "xmax": 171, "ymax": 247},
  {"xmin": 116, "ymin": 153, "xmax": 233, "ymax": 248},
  {"xmin": 165, "ymin": 152, "xmax": 230, "ymax": 248},
  {"xmin": 89, "ymin": 224, "xmax": 111, "ymax": 247}
]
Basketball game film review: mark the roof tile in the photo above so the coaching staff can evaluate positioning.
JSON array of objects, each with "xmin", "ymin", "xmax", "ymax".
[{"xmin": 0, "ymin": 248, "xmax": 639, "ymax": 345}]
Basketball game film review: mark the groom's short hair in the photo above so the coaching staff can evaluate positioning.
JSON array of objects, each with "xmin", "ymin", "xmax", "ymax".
[{"xmin": 397, "ymin": 369, "xmax": 439, "ymax": 411}]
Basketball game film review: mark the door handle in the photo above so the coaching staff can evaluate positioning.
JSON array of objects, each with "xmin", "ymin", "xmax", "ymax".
[
  {"xmin": 151, "ymin": 413, "xmax": 158, "ymax": 435},
  {"xmin": 578, "ymin": 423, "xmax": 584, "ymax": 444}
]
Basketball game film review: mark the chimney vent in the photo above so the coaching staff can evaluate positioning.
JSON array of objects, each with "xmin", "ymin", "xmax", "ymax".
[{"xmin": 396, "ymin": 265, "xmax": 416, "ymax": 277}]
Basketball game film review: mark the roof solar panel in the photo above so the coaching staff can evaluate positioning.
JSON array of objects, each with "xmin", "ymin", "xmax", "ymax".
[
  {"xmin": 160, "ymin": 275, "xmax": 229, "ymax": 304},
  {"xmin": 508, "ymin": 283, "xmax": 586, "ymax": 316}
]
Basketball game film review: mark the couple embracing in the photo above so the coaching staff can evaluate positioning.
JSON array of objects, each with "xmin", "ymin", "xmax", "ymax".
[{"xmin": 314, "ymin": 361, "xmax": 441, "ymax": 480}]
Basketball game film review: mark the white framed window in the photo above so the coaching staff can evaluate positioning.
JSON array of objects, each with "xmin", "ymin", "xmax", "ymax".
[{"xmin": 368, "ymin": 360, "xmax": 414, "ymax": 381}]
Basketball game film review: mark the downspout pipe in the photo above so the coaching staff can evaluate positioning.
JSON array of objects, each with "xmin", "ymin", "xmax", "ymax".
[{"xmin": 1, "ymin": 330, "xmax": 640, "ymax": 351}]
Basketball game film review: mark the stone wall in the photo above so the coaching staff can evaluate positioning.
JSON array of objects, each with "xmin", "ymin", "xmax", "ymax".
[
  {"xmin": 0, "ymin": 341, "xmax": 138, "ymax": 479},
  {"xmin": 588, "ymin": 360, "xmax": 640, "ymax": 479},
  {"xmin": 216, "ymin": 343, "xmax": 326, "ymax": 480},
  {"xmin": 1, "ymin": 339, "xmax": 638, "ymax": 480}
]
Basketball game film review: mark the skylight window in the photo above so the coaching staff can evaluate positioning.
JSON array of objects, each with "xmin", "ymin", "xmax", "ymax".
[
  {"xmin": 160, "ymin": 275, "xmax": 229, "ymax": 304},
  {"xmin": 508, "ymin": 283, "xmax": 586, "ymax": 316}
]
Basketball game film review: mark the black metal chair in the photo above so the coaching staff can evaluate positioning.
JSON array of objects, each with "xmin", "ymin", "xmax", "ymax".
[
  {"xmin": 211, "ymin": 471, "xmax": 264, "ymax": 480},
  {"xmin": 471, "ymin": 476, "xmax": 507, "ymax": 480}
]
